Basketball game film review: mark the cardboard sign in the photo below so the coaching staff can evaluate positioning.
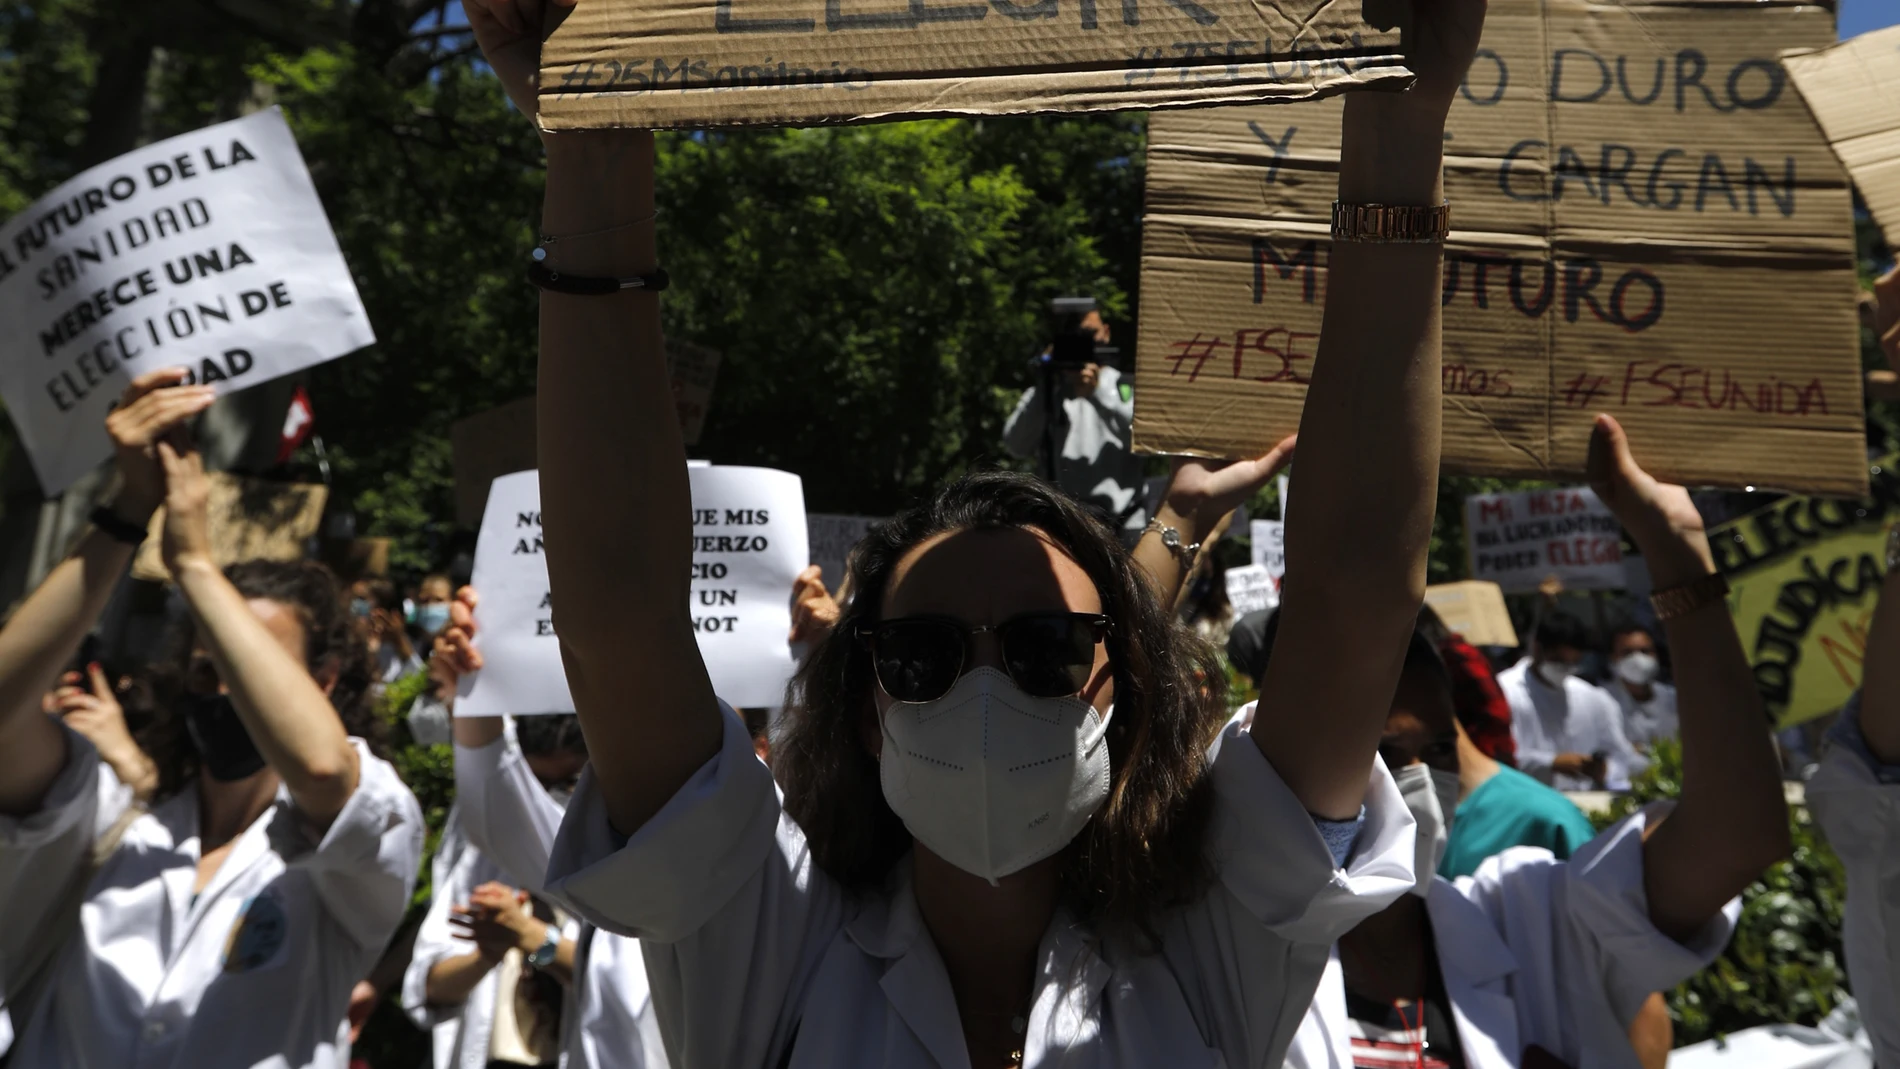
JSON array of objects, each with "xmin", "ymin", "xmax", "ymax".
[
  {"xmin": 0, "ymin": 109, "xmax": 374, "ymax": 495},
  {"xmin": 807, "ymin": 512, "xmax": 882, "ymax": 592},
  {"xmin": 535, "ymin": 0, "xmax": 1411, "ymax": 131},
  {"xmin": 1711, "ymin": 456, "xmax": 1898, "ymax": 728},
  {"xmin": 129, "ymin": 474, "xmax": 327, "ymax": 583},
  {"xmin": 1224, "ymin": 562, "xmax": 1278, "ymax": 615},
  {"xmin": 1134, "ymin": 0, "xmax": 1866, "ymax": 497},
  {"xmin": 451, "ymin": 396, "xmax": 540, "ymax": 527},
  {"xmin": 1464, "ymin": 486, "xmax": 1623, "ymax": 593},
  {"xmin": 458, "ymin": 471, "xmax": 575, "ymax": 717},
  {"xmin": 1248, "ymin": 518, "xmax": 1285, "ymax": 578},
  {"xmin": 1423, "ymin": 580, "xmax": 1518, "ymax": 648},
  {"xmin": 1783, "ymin": 26, "xmax": 1900, "ymax": 251},
  {"xmin": 459, "ymin": 466, "xmax": 811, "ymax": 714}
]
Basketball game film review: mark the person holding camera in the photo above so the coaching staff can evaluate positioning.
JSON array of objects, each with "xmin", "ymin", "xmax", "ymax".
[{"xmin": 1001, "ymin": 307, "xmax": 1148, "ymax": 540}]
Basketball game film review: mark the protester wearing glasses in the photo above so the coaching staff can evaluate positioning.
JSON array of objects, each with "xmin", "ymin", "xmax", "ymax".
[
  {"xmin": 425, "ymin": 597, "xmax": 670, "ymax": 1069},
  {"xmin": 1280, "ymin": 416, "xmax": 1788, "ymax": 1069},
  {"xmin": 463, "ymin": 0, "xmax": 1481, "ymax": 1062},
  {"xmin": 0, "ymin": 368, "xmax": 424, "ymax": 1069}
]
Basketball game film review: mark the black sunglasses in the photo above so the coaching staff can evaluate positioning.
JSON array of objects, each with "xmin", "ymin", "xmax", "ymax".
[{"xmin": 856, "ymin": 612, "xmax": 1112, "ymax": 704}]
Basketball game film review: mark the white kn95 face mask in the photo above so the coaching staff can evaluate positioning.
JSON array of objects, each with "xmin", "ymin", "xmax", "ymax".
[{"xmin": 878, "ymin": 666, "xmax": 1113, "ymax": 884}]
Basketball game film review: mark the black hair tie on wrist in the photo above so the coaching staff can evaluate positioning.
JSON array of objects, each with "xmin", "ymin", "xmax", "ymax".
[
  {"xmin": 526, "ymin": 261, "xmax": 669, "ymax": 296},
  {"xmin": 90, "ymin": 505, "xmax": 147, "ymax": 546}
]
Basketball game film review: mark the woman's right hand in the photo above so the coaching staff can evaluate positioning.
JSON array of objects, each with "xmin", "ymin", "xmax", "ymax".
[
  {"xmin": 464, "ymin": 0, "xmax": 577, "ymax": 123},
  {"xmin": 431, "ymin": 586, "xmax": 483, "ymax": 691},
  {"xmin": 105, "ymin": 368, "xmax": 216, "ymax": 518},
  {"xmin": 155, "ymin": 430, "xmax": 215, "ymax": 577}
]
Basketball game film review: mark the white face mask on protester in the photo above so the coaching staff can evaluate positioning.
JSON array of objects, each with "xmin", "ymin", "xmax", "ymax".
[
  {"xmin": 878, "ymin": 666, "xmax": 1112, "ymax": 884},
  {"xmin": 1615, "ymin": 651, "xmax": 1660, "ymax": 687},
  {"xmin": 1535, "ymin": 659, "xmax": 1578, "ymax": 690},
  {"xmin": 1394, "ymin": 762, "xmax": 1458, "ymax": 893}
]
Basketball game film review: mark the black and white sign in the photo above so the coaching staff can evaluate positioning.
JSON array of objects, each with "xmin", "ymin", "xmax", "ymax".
[
  {"xmin": 1464, "ymin": 487, "xmax": 1625, "ymax": 593},
  {"xmin": 0, "ymin": 108, "xmax": 373, "ymax": 492}
]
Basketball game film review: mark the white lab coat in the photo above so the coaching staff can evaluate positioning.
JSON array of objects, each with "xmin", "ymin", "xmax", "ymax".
[
  {"xmin": 1498, "ymin": 660, "xmax": 1649, "ymax": 791},
  {"xmin": 1287, "ymin": 811, "xmax": 1740, "ymax": 1069},
  {"xmin": 1606, "ymin": 680, "xmax": 1678, "ymax": 752},
  {"xmin": 1805, "ymin": 710, "xmax": 1900, "ymax": 1069},
  {"xmin": 402, "ymin": 805, "xmax": 585, "ymax": 1069},
  {"xmin": 453, "ymin": 720, "xmax": 668, "ymax": 1069},
  {"xmin": 0, "ymin": 725, "xmax": 423, "ymax": 1069},
  {"xmin": 544, "ymin": 703, "xmax": 1417, "ymax": 1069}
]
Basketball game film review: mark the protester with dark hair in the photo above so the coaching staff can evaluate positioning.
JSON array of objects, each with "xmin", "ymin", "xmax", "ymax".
[
  {"xmin": 1416, "ymin": 605, "xmax": 1517, "ymax": 766},
  {"xmin": 1498, "ymin": 612, "xmax": 1647, "ymax": 790},
  {"xmin": 353, "ymin": 576, "xmax": 424, "ymax": 686},
  {"xmin": 413, "ymin": 573, "xmax": 457, "ymax": 642},
  {"xmin": 1285, "ymin": 415, "xmax": 1789, "ymax": 1069},
  {"xmin": 0, "ymin": 368, "xmax": 423, "ymax": 1068},
  {"xmin": 1604, "ymin": 624, "xmax": 1678, "ymax": 752},
  {"xmin": 430, "ymin": 590, "xmax": 669, "ymax": 1069},
  {"xmin": 462, "ymin": 0, "xmax": 1484, "ymax": 1062}
]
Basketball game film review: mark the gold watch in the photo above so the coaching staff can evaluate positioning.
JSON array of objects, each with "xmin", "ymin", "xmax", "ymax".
[
  {"xmin": 1650, "ymin": 571, "xmax": 1730, "ymax": 622},
  {"xmin": 1331, "ymin": 201, "xmax": 1451, "ymax": 244}
]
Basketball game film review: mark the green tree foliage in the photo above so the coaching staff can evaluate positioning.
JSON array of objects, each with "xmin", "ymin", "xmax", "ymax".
[{"xmin": 1595, "ymin": 740, "xmax": 1850, "ymax": 1043}]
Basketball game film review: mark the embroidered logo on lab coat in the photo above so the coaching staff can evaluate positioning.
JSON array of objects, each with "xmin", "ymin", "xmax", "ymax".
[{"xmin": 224, "ymin": 887, "xmax": 289, "ymax": 973}]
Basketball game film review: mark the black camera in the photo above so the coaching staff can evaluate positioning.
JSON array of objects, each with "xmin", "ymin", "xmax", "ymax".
[{"xmin": 1043, "ymin": 296, "xmax": 1120, "ymax": 371}]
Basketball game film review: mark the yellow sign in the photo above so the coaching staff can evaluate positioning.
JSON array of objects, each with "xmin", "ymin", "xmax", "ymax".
[{"xmin": 1710, "ymin": 457, "xmax": 1897, "ymax": 726}]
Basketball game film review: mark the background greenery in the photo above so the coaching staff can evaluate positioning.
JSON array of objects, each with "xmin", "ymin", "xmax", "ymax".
[{"xmin": 1, "ymin": 1, "xmax": 1894, "ymax": 1061}]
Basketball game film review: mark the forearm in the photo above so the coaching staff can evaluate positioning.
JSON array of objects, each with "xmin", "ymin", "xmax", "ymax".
[
  {"xmin": 1641, "ymin": 537, "xmax": 1789, "ymax": 940},
  {"xmin": 97, "ymin": 738, "xmax": 159, "ymax": 801},
  {"xmin": 0, "ymin": 526, "xmax": 143, "ymax": 814},
  {"xmin": 539, "ymin": 935, "xmax": 577, "ymax": 987},
  {"xmin": 173, "ymin": 558, "xmax": 358, "ymax": 822},
  {"xmin": 1859, "ymin": 564, "xmax": 1900, "ymax": 763},
  {"xmin": 538, "ymin": 135, "xmax": 722, "ymax": 836},
  {"xmin": 1131, "ymin": 502, "xmax": 1215, "ymax": 604},
  {"xmin": 1252, "ymin": 96, "xmax": 1444, "ymax": 818},
  {"xmin": 425, "ymin": 951, "xmax": 498, "ymax": 1008}
]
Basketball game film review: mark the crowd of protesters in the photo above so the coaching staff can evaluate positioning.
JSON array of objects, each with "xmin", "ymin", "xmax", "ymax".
[{"xmin": 1, "ymin": 0, "xmax": 1899, "ymax": 1066}]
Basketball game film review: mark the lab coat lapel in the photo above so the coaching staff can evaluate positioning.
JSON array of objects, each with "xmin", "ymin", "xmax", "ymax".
[
  {"xmin": 1026, "ymin": 911, "xmax": 1112, "ymax": 1064},
  {"xmin": 177, "ymin": 790, "xmax": 280, "ymax": 949},
  {"xmin": 1427, "ymin": 878, "xmax": 1521, "ymax": 1069},
  {"xmin": 847, "ymin": 867, "xmax": 972, "ymax": 1069}
]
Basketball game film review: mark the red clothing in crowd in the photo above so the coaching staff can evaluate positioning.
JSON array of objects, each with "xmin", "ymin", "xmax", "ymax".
[{"xmin": 1437, "ymin": 636, "xmax": 1517, "ymax": 766}]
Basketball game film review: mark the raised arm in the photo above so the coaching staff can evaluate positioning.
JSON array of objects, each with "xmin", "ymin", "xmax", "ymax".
[
  {"xmin": 1131, "ymin": 438, "xmax": 1296, "ymax": 604},
  {"xmin": 466, "ymin": 0, "xmax": 720, "ymax": 837},
  {"xmin": 0, "ymin": 369, "xmax": 215, "ymax": 815},
  {"xmin": 1861, "ymin": 527, "xmax": 1900, "ymax": 763},
  {"xmin": 1251, "ymin": 0, "xmax": 1484, "ymax": 818},
  {"xmin": 1587, "ymin": 415, "xmax": 1790, "ymax": 941},
  {"xmin": 158, "ymin": 436, "xmax": 361, "ymax": 826}
]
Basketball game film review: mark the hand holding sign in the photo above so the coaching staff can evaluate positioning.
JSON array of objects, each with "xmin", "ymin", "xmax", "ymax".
[
  {"xmin": 105, "ymin": 368, "xmax": 216, "ymax": 518},
  {"xmin": 1585, "ymin": 413, "xmax": 1713, "ymax": 589},
  {"xmin": 464, "ymin": 0, "xmax": 575, "ymax": 120},
  {"xmin": 154, "ymin": 426, "xmax": 214, "ymax": 577},
  {"xmin": 1162, "ymin": 435, "xmax": 1297, "ymax": 530}
]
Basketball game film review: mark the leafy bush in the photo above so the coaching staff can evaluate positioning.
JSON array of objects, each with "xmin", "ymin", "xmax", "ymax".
[{"xmin": 1594, "ymin": 739, "xmax": 1849, "ymax": 1043}]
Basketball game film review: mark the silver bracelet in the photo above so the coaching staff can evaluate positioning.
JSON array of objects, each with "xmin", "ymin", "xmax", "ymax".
[{"xmin": 1143, "ymin": 520, "xmax": 1201, "ymax": 572}]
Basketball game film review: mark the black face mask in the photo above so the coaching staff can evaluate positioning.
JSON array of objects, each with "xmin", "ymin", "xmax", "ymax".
[{"xmin": 181, "ymin": 694, "xmax": 267, "ymax": 783}]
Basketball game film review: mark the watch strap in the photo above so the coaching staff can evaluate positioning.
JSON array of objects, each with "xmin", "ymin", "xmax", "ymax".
[
  {"xmin": 89, "ymin": 505, "xmax": 148, "ymax": 546},
  {"xmin": 1649, "ymin": 571, "xmax": 1730, "ymax": 622},
  {"xmin": 527, "ymin": 923, "xmax": 560, "ymax": 967},
  {"xmin": 1331, "ymin": 201, "xmax": 1451, "ymax": 244}
]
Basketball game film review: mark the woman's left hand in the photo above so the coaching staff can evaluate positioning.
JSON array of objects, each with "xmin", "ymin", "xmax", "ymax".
[
  {"xmin": 1586, "ymin": 413, "xmax": 1712, "ymax": 587},
  {"xmin": 1162, "ymin": 435, "xmax": 1297, "ymax": 531},
  {"xmin": 156, "ymin": 433, "xmax": 213, "ymax": 575}
]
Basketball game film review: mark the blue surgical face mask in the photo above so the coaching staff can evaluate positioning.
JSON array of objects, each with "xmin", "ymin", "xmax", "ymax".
[
  {"xmin": 349, "ymin": 597, "xmax": 372, "ymax": 619},
  {"xmin": 413, "ymin": 602, "xmax": 451, "ymax": 637}
]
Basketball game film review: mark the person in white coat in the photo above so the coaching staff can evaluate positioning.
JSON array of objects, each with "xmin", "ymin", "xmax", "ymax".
[
  {"xmin": 460, "ymin": 0, "xmax": 1482, "ymax": 1062},
  {"xmin": 0, "ymin": 368, "xmax": 425, "ymax": 1069},
  {"xmin": 1284, "ymin": 416, "xmax": 1791, "ymax": 1069},
  {"xmin": 1805, "ymin": 515, "xmax": 1900, "ymax": 1068},
  {"xmin": 1497, "ymin": 614, "xmax": 1649, "ymax": 791},
  {"xmin": 427, "ymin": 605, "xmax": 670, "ymax": 1069}
]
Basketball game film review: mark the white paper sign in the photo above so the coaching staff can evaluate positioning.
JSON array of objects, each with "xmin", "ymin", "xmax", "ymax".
[
  {"xmin": 1225, "ymin": 564, "xmax": 1279, "ymax": 616},
  {"xmin": 691, "ymin": 466, "xmax": 809, "ymax": 707},
  {"xmin": 458, "ymin": 466, "xmax": 810, "ymax": 715},
  {"xmin": 1249, "ymin": 519, "xmax": 1286, "ymax": 582},
  {"xmin": 1463, "ymin": 487, "xmax": 1625, "ymax": 594},
  {"xmin": 0, "ymin": 108, "xmax": 373, "ymax": 493},
  {"xmin": 458, "ymin": 471, "xmax": 572, "ymax": 717},
  {"xmin": 806, "ymin": 513, "xmax": 881, "ymax": 592}
]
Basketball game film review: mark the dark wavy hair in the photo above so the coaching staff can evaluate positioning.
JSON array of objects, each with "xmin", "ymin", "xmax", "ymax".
[
  {"xmin": 775, "ymin": 471, "xmax": 1228, "ymax": 937},
  {"xmin": 143, "ymin": 559, "xmax": 381, "ymax": 800}
]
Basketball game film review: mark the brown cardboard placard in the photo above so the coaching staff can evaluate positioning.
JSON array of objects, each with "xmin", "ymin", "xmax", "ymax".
[
  {"xmin": 1423, "ymin": 580, "xmax": 1518, "ymax": 648},
  {"xmin": 130, "ymin": 475, "xmax": 328, "ymax": 584},
  {"xmin": 1783, "ymin": 25, "xmax": 1900, "ymax": 251},
  {"xmin": 536, "ymin": 0, "xmax": 1412, "ymax": 130},
  {"xmin": 1135, "ymin": 0, "xmax": 1867, "ymax": 497},
  {"xmin": 452, "ymin": 395, "xmax": 539, "ymax": 527}
]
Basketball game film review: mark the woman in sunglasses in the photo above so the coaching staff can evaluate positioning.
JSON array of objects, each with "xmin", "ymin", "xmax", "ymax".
[{"xmin": 467, "ymin": 0, "xmax": 1485, "ymax": 1064}]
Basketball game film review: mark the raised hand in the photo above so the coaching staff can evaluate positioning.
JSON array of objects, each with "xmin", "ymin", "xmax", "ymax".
[
  {"xmin": 463, "ymin": 0, "xmax": 577, "ymax": 121},
  {"xmin": 449, "ymin": 881, "xmax": 541, "ymax": 961},
  {"xmin": 155, "ymin": 431, "xmax": 214, "ymax": 577},
  {"xmin": 432, "ymin": 586, "xmax": 484, "ymax": 687},
  {"xmin": 50, "ymin": 662, "xmax": 155, "ymax": 797},
  {"xmin": 1586, "ymin": 413, "xmax": 1713, "ymax": 589},
  {"xmin": 1162, "ymin": 435, "xmax": 1297, "ymax": 531},
  {"xmin": 1406, "ymin": 0, "xmax": 1490, "ymax": 110},
  {"xmin": 105, "ymin": 368, "xmax": 216, "ymax": 518},
  {"xmin": 1868, "ymin": 266, "xmax": 1899, "ymax": 371},
  {"xmin": 788, "ymin": 566, "xmax": 842, "ymax": 645}
]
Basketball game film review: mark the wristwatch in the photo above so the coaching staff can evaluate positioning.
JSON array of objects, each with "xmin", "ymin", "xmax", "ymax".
[{"xmin": 527, "ymin": 923, "xmax": 561, "ymax": 968}]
